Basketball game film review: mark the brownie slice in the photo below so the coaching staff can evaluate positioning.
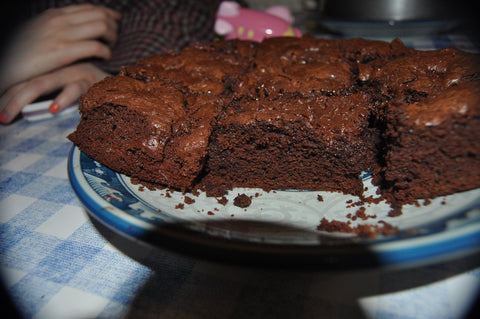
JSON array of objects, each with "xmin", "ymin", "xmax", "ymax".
[
  {"xmin": 382, "ymin": 80, "xmax": 480, "ymax": 204},
  {"xmin": 121, "ymin": 39, "xmax": 256, "ymax": 95},
  {"xmin": 68, "ymin": 76, "xmax": 220, "ymax": 191},
  {"xmin": 201, "ymin": 92, "xmax": 379, "ymax": 197}
]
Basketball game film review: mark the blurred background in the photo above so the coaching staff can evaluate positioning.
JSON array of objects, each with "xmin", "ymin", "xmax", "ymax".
[{"xmin": 247, "ymin": 0, "xmax": 479, "ymax": 41}]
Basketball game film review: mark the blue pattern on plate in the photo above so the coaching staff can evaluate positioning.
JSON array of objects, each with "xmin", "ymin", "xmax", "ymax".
[{"xmin": 69, "ymin": 145, "xmax": 480, "ymax": 267}]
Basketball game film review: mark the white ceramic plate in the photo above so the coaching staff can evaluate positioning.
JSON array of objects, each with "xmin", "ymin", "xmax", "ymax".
[{"xmin": 68, "ymin": 146, "xmax": 480, "ymax": 269}]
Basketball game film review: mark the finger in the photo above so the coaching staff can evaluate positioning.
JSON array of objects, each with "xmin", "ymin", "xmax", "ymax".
[
  {"xmin": 0, "ymin": 79, "xmax": 27, "ymax": 104},
  {"xmin": 63, "ymin": 18, "xmax": 119, "ymax": 47},
  {"xmin": 42, "ymin": 5, "xmax": 120, "ymax": 36},
  {"xmin": 0, "ymin": 81, "xmax": 29, "ymax": 115},
  {"xmin": 1, "ymin": 38, "xmax": 111, "ymax": 93},
  {"xmin": 54, "ymin": 40, "xmax": 112, "ymax": 66},
  {"xmin": 64, "ymin": 5, "xmax": 122, "ymax": 24},
  {"xmin": 0, "ymin": 66, "xmax": 83, "ymax": 122},
  {"xmin": 60, "ymin": 5, "xmax": 121, "ymax": 46},
  {"xmin": 40, "ymin": 5, "xmax": 120, "ymax": 46},
  {"xmin": 0, "ymin": 79, "xmax": 57, "ymax": 123},
  {"xmin": 58, "ymin": 3, "xmax": 121, "ymax": 20},
  {"xmin": 50, "ymin": 79, "xmax": 91, "ymax": 113},
  {"xmin": 0, "ymin": 61, "xmax": 109, "ymax": 123}
]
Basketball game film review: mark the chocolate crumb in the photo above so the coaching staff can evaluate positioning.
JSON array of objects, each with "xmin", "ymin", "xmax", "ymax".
[
  {"xmin": 356, "ymin": 207, "xmax": 367, "ymax": 220},
  {"xmin": 388, "ymin": 204, "xmax": 403, "ymax": 217},
  {"xmin": 184, "ymin": 196, "xmax": 195, "ymax": 204},
  {"xmin": 317, "ymin": 218, "xmax": 399, "ymax": 238},
  {"xmin": 175, "ymin": 203, "xmax": 184, "ymax": 209},
  {"xmin": 317, "ymin": 195, "xmax": 324, "ymax": 202},
  {"xmin": 354, "ymin": 207, "xmax": 377, "ymax": 220},
  {"xmin": 233, "ymin": 193, "xmax": 252, "ymax": 208},
  {"xmin": 216, "ymin": 196, "xmax": 228, "ymax": 206}
]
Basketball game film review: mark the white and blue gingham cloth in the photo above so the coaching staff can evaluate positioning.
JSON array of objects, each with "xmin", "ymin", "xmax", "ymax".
[{"xmin": 1, "ymin": 34, "xmax": 479, "ymax": 319}]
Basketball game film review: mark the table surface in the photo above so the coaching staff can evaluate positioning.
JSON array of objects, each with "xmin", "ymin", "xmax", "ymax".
[{"xmin": 1, "ymin": 33, "xmax": 480, "ymax": 319}]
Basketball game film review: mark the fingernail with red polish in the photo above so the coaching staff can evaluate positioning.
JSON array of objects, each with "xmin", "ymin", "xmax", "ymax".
[
  {"xmin": 0, "ymin": 112, "xmax": 9, "ymax": 124},
  {"xmin": 49, "ymin": 103, "xmax": 60, "ymax": 114}
]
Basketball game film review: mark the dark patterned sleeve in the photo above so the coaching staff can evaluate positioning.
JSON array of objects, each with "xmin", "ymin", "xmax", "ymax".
[{"xmin": 106, "ymin": 0, "xmax": 224, "ymax": 73}]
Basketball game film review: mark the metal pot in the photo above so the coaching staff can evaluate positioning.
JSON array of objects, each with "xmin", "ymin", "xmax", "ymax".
[{"xmin": 318, "ymin": 0, "xmax": 465, "ymax": 21}]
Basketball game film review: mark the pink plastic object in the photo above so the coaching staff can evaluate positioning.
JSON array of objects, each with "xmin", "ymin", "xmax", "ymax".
[{"xmin": 215, "ymin": 1, "xmax": 302, "ymax": 42}]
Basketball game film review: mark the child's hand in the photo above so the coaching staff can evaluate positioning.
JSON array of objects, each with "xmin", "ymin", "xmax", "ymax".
[
  {"xmin": 0, "ymin": 4, "xmax": 121, "ymax": 123},
  {"xmin": 0, "ymin": 62, "xmax": 110, "ymax": 123}
]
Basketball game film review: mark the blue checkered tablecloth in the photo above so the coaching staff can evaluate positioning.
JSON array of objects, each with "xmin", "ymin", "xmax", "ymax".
[{"xmin": 1, "ymin": 34, "xmax": 480, "ymax": 319}]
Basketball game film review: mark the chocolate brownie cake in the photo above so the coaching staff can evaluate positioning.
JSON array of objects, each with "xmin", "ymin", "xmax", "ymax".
[{"xmin": 68, "ymin": 35, "xmax": 480, "ymax": 207}]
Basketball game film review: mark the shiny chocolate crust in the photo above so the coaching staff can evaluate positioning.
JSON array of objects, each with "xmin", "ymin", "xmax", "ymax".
[{"xmin": 68, "ymin": 35, "xmax": 480, "ymax": 205}]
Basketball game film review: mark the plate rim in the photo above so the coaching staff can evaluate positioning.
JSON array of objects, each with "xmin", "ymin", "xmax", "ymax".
[{"xmin": 67, "ymin": 145, "xmax": 480, "ymax": 269}]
